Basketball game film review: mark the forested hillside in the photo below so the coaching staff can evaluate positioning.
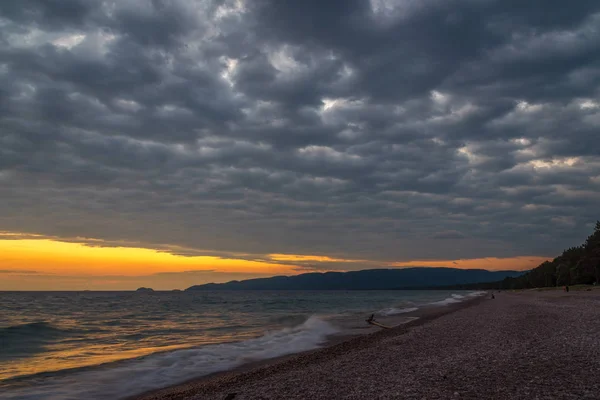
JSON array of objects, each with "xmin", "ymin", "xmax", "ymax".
[
  {"xmin": 454, "ymin": 222, "xmax": 600, "ymax": 290},
  {"xmin": 186, "ymin": 267, "xmax": 522, "ymax": 291}
]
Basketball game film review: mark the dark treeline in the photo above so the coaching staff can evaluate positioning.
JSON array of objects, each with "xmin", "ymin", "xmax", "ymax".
[{"xmin": 445, "ymin": 222, "xmax": 600, "ymax": 290}]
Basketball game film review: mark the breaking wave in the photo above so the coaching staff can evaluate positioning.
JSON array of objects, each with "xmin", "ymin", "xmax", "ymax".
[
  {"xmin": 429, "ymin": 291, "xmax": 486, "ymax": 306},
  {"xmin": 1, "ymin": 322, "xmax": 69, "ymax": 340},
  {"xmin": 0, "ymin": 322, "xmax": 99, "ymax": 359},
  {"xmin": 377, "ymin": 307, "xmax": 419, "ymax": 316},
  {"xmin": 1, "ymin": 316, "xmax": 338, "ymax": 400},
  {"xmin": 466, "ymin": 291, "xmax": 487, "ymax": 297}
]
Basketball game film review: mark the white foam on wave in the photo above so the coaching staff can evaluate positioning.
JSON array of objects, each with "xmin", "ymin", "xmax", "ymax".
[
  {"xmin": 466, "ymin": 291, "xmax": 487, "ymax": 297},
  {"xmin": 377, "ymin": 307, "xmax": 419, "ymax": 316},
  {"xmin": 1, "ymin": 316, "xmax": 338, "ymax": 400},
  {"xmin": 430, "ymin": 291, "xmax": 487, "ymax": 306},
  {"xmin": 430, "ymin": 296, "xmax": 463, "ymax": 306}
]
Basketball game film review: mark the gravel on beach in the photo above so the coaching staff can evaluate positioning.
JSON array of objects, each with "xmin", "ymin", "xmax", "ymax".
[{"xmin": 138, "ymin": 291, "xmax": 600, "ymax": 400}]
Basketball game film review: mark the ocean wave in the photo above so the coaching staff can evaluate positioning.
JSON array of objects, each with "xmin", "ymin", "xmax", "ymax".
[
  {"xmin": 430, "ymin": 291, "xmax": 487, "ymax": 307},
  {"xmin": 267, "ymin": 314, "xmax": 310, "ymax": 327},
  {"xmin": 1, "ymin": 321, "xmax": 64, "ymax": 337},
  {"xmin": 1, "ymin": 321, "xmax": 109, "ymax": 362},
  {"xmin": 377, "ymin": 307, "xmax": 419, "ymax": 316},
  {"xmin": 466, "ymin": 291, "xmax": 487, "ymax": 297},
  {"xmin": 0, "ymin": 316, "xmax": 338, "ymax": 400},
  {"xmin": 0, "ymin": 321, "xmax": 77, "ymax": 348},
  {"xmin": 429, "ymin": 293, "xmax": 471, "ymax": 306},
  {"xmin": 0, "ymin": 321, "xmax": 103, "ymax": 342},
  {"xmin": 429, "ymin": 297, "xmax": 462, "ymax": 306},
  {"xmin": 0, "ymin": 322, "xmax": 70, "ymax": 360}
]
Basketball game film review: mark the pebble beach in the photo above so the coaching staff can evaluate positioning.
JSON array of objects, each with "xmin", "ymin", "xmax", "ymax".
[{"xmin": 136, "ymin": 290, "xmax": 600, "ymax": 400}]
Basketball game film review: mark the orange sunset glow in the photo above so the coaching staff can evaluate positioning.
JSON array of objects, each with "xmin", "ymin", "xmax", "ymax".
[
  {"xmin": 389, "ymin": 257, "xmax": 549, "ymax": 272},
  {"xmin": 0, "ymin": 232, "xmax": 545, "ymax": 291},
  {"xmin": 0, "ymin": 238, "xmax": 295, "ymax": 276}
]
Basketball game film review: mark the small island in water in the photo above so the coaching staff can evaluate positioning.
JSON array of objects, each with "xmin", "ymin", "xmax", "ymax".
[{"xmin": 135, "ymin": 287, "xmax": 154, "ymax": 293}]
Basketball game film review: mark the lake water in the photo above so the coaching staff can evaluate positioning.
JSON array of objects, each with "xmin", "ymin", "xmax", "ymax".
[{"xmin": 0, "ymin": 290, "xmax": 484, "ymax": 399}]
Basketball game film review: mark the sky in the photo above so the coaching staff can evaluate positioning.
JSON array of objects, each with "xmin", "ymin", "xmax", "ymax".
[{"xmin": 1, "ymin": 0, "xmax": 599, "ymax": 290}]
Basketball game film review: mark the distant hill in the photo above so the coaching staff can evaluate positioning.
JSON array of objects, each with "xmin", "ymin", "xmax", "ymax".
[{"xmin": 186, "ymin": 267, "xmax": 524, "ymax": 291}]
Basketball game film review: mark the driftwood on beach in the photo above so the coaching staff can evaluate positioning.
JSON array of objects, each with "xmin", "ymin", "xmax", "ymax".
[{"xmin": 366, "ymin": 314, "xmax": 392, "ymax": 329}]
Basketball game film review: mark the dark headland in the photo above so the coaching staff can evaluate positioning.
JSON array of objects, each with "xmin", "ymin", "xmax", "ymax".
[{"xmin": 186, "ymin": 267, "xmax": 522, "ymax": 291}]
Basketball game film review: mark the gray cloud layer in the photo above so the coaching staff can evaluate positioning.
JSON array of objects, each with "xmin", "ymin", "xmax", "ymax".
[{"xmin": 1, "ymin": 0, "xmax": 599, "ymax": 262}]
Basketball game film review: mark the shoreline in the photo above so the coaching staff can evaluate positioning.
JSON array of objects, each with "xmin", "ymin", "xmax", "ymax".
[
  {"xmin": 0, "ymin": 290, "xmax": 489, "ymax": 400},
  {"xmin": 135, "ymin": 290, "xmax": 600, "ymax": 400},
  {"xmin": 132, "ymin": 295, "xmax": 488, "ymax": 400}
]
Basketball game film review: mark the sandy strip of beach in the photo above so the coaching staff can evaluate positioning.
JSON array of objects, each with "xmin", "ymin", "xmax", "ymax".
[{"xmin": 136, "ymin": 290, "xmax": 600, "ymax": 400}]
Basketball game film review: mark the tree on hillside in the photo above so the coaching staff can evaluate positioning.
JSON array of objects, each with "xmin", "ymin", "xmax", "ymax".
[
  {"xmin": 583, "ymin": 221, "xmax": 600, "ymax": 284},
  {"xmin": 588, "ymin": 222, "xmax": 600, "ymax": 284},
  {"xmin": 442, "ymin": 222, "xmax": 600, "ymax": 290},
  {"xmin": 583, "ymin": 221, "xmax": 600, "ymax": 252},
  {"xmin": 490, "ymin": 221, "xmax": 600, "ymax": 289},
  {"xmin": 556, "ymin": 263, "xmax": 570, "ymax": 286}
]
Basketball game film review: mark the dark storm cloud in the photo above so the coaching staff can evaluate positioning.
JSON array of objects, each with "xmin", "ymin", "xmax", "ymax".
[
  {"xmin": 433, "ymin": 231, "xmax": 467, "ymax": 240},
  {"xmin": 1, "ymin": 0, "xmax": 599, "ymax": 263}
]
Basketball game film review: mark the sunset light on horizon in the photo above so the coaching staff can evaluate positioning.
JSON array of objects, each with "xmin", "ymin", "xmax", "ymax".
[
  {"xmin": 1, "ymin": 232, "xmax": 548, "ymax": 290},
  {"xmin": 0, "ymin": 0, "xmax": 597, "ymax": 292}
]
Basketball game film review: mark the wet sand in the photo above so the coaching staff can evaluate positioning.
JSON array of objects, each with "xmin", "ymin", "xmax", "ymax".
[{"xmin": 135, "ymin": 290, "xmax": 600, "ymax": 400}]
